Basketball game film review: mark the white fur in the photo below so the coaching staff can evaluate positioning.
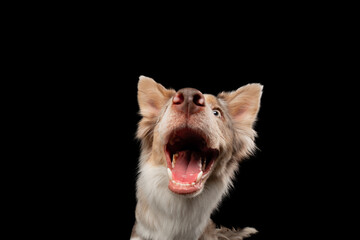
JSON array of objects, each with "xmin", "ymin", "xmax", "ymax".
[{"xmin": 135, "ymin": 162, "xmax": 229, "ymax": 240}]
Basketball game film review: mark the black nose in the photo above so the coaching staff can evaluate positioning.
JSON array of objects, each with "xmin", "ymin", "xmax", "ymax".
[{"xmin": 172, "ymin": 88, "xmax": 205, "ymax": 115}]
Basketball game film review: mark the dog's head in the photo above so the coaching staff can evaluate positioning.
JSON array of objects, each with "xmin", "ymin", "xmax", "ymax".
[{"xmin": 137, "ymin": 76, "xmax": 262, "ymax": 197}]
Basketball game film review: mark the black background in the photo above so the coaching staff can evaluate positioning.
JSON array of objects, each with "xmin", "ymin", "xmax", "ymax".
[{"xmin": 27, "ymin": 7, "xmax": 345, "ymax": 239}]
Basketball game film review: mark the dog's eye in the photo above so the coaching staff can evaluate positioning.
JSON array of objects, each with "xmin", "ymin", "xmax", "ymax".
[{"xmin": 213, "ymin": 109, "xmax": 221, "ymax": 118}]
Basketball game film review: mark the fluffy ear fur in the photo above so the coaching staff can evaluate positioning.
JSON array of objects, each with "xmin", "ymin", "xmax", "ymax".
[
  {"xmin": 218, "ymin": 83, "xmax": 263, "ymax": 127},
  {"xmin": 137, "ymin": 76, "xmax": 175, "ymax": 118},
  {"xmin": 137, "ymin": 76, "xmax": 175, "ymax": 150}
]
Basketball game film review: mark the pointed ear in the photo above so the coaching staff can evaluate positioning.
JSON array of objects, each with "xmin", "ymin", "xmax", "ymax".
[
  {"xmin": 219, "ymin": 83, "xmax": 263, "ymax": 127},
  {"xmin": 137, "ymin": 76, "xmax": 175, "ymax": 118}
]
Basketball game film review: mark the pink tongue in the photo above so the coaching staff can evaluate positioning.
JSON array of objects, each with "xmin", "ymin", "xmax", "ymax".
[{"xmin": 172, "ymin": 150, "xmax": 202, "ymax": 183}]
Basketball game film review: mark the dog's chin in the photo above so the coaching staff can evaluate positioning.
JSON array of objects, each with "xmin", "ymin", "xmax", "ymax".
[
  {"xmin": 164, "ymin": 127, "xmax": 219, "ymax": 197},
  {"xmin": 167, "ymin": 173, "xmax": 209, "ymax": 198},
  {"xmin": 168, "ymin": 181, "xmax": 205, "ymax": 198}
]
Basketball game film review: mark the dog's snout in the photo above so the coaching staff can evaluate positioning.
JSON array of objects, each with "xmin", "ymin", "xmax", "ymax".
[{"xmin": 173, "ymin": 88, "xmax": 205, "ymax": 115}]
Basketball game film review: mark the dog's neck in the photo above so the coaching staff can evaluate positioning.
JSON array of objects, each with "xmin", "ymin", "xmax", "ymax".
[{"xmin": 135, "ymin": 162, "xmax": 228, "ymax": 240}]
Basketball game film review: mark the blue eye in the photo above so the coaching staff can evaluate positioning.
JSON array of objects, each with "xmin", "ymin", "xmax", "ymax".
[{"xmin": 213, "ymin": 109, "xmax": 221, "ymax": 118}]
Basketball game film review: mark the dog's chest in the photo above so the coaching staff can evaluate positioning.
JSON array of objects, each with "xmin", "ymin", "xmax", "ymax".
[
  {"xmin": 137, "ymin": 168, "xmax": 212, "ymax": 239},
  {"xmin": 152, "ymin": 193, "xmax": 210, "ymax": 239}
]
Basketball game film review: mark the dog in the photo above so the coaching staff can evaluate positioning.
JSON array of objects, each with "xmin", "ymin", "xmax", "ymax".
[{"xmin": 131, "ymin": 76, "xmax": 263, "ymax": 240}]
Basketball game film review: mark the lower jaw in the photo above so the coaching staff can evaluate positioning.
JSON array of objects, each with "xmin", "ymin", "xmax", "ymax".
[{"xmin": 168, "ymin": 180, "xmax": 204, "ymax": 195}]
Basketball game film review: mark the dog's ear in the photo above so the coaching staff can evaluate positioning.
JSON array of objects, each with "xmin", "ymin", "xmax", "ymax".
[
  {"xmin": 138, "ymin": 76, "xmax": 175, "ymax": 118},
  {"xmin": 219, "ymin": 83, "xmax": 263, "ymax": 127}
]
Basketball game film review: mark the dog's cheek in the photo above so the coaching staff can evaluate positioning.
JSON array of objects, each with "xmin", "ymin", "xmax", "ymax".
[
  {"xmin": 149, "ymin": 125, "xmax": 168, "ymax": 167},
  {"xmin": 199, "ymin": 108, "xmax": 226, "ymax": 149},
  {"xmin": 157, "ymin": 108, "xmax": 176, "ymax": 142},
  {"xmin": 219, "ymin": 114, "xmax": 247, "ymax": 176}
]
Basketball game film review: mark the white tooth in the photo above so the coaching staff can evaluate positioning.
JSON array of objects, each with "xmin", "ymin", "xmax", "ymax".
[
  {"xmin": 196, "ymin": 171, "xmax": 203, "ymax": 183},
  {"xmin": 191, "ymin": 182, "xmax": 195, "ymax": 186},
  {"xmin": 172, "ymin": 153, "xmax": 178, "ymax": 168},
  {"xmin": 167, "ymin": 168, "xmax": 172, "ymax": 180},
  {"xmin": 203, "ymin": 157, "xmax": 207, "ymax": 170}
]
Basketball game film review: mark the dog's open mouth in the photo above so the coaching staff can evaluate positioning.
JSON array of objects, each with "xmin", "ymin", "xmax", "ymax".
[{"xmin": 165, "ymin": 128, "xmax": 219, "ymax": 195}]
